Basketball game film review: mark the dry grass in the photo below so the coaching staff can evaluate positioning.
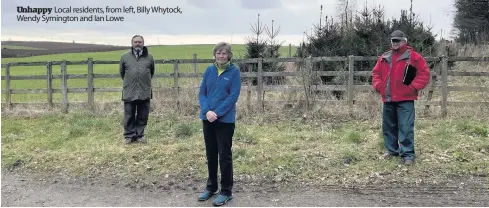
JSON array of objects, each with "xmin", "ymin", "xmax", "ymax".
[
  {"xmin": 2, "ymin": 106, "xmax": 488, "ymax": 188},
  {"xmin": 448, "ymin": 59, "xmax": 489, "ymax": 104},
  {"xmin": 2, "ymin": 90, "xmax": 488, "ymax": 189}
]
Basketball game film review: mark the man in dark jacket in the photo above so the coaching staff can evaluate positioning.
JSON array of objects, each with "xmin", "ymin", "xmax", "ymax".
[
  {"xmin": 119, "ymin": 35, "xmax": 155, "ymax": 144},
  {"xmin": 372, "ymin": 30, "xmax": 430, "ymax": 165}
]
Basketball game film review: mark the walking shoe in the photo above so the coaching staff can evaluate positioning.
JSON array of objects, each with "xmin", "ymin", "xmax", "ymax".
[
  {"xmin": 380, "ymin": 152, "xmax": 397, "ymax": 159},
  {"xmin": 401, "ymin": 158, "xmax": 415, "ymax": 166},
  {"xmin": 135, "ymin": 136, "xmax": 146, "ymax": 143},
  {"xmin": 198, "ymin": 190, "xmax": 219, "ymax": 201},
  {"xmin": 212, "ymin": 194, "xmax": 233, "ymax": 206},
  {"xmin": 124, "ymin": 137, "xmax": 133, "ymax": 145}
]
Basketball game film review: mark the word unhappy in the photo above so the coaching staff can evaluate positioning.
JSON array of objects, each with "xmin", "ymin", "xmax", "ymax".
[{"xmin": 17, "ymin": 6, "xmax": 52, "ymax": 14}]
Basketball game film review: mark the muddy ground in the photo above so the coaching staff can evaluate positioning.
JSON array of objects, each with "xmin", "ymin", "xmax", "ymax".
[{"xmin": 2, "ymin": 170, "xmax": 489, "ymax": 207}]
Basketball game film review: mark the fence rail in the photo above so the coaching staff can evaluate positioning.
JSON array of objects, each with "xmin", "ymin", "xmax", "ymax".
[
  {"xmin": 2, "ymin": 56, "xmax": 489, "ymax": 67},
  {"xmin": 2, "ymin": 55, "xmax": 489, "ymax": 117}
]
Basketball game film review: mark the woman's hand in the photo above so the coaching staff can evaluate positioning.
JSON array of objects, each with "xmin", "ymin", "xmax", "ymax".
[{"xmin": 206, "ymin": 111, "xmax": 218, "ymax": 122}]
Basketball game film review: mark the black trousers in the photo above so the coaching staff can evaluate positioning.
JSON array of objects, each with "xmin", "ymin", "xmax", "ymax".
[
  {"xmin": 123, "ymin": 100, "xmax": 150, "ymax": 139},
  {"xmin": 202, "ymin": 120, "xmax": 235, "ymax": 196}
]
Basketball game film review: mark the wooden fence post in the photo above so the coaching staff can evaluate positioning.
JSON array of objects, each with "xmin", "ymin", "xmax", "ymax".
[
  {"xmin": 441, "ymin": 55, "xmax": 448, "ymax": 118},
  {"xmin": 46, "ymin": 61, "xmax": 53, "ymax": 108},
  {"xmin": 257, "ymin": 58, "xmax": 264, "ymax": 112},
  {"xmin": 61, "ymin": 60, "xmax": 68, "ymax": 113},
  {"xmin": 424, "ymin": 59, "xmax": 440, "ymax": 116},
  {"xmin": 87, "ymin": 58, "xmax": 94, "ymax": 111},
  {"xmin": 289, "ymin": 43, "xmax": 292, "ymax": 57},
  {"xmin": 246, "ymin": 63, "xmax": 252, "ymax": 112},
  {"xmin": 348, "ymin": 55, "xmax": 355, "ymax": 115},
  {"xmin": 303, "ymin": 57, "xmax": 313, "ymax": 112},
  {"xmin": 173, "ymin": 61, "xmax": 180, "ymax": 110},
  {"xmin": 193, "ymin": 54, "xmax": 197, "ymax": 74},
  {"xmin": 5, "ymin": 63, "xmax": 12, "ymax": 110}
]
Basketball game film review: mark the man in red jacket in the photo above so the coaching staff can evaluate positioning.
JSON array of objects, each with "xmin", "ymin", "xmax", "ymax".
[{"xmin": 372, "ymin": 30, "xmax": 431, "ymax": 165}]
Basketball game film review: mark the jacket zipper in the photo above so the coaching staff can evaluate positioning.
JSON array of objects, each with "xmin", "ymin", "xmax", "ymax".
[
  {"xmin": 209, "ymin": 65, "xmax": 230, "ymax": 111},
  {"xmin": 384, "ymin": 60, "xmax": 393, "ymax": 101}
]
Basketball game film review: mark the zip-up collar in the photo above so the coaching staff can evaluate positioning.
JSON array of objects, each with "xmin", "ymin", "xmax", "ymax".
[
  {"xmin": 214, "ymin": 61, "xmax": 231, "ymax": 71},
  {"xmin": 213, "ymin": 62, "xmax": 233, "ymax": 77}
]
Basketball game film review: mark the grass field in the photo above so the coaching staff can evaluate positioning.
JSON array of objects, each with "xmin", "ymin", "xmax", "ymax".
[
  {"xmin": 2, "ymin": 45, "xmax": 46, "ymax": 50},
  {"xmin": 1, "ymin": 44, "xmax": 295, "ymax": 103}
]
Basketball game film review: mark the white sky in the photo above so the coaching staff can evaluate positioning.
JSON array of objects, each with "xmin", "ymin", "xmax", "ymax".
[{"xmin": 1, "ymin": 0, "xmax": 455, "ymax": 46}]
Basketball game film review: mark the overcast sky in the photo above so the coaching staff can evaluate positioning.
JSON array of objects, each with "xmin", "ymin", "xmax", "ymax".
[{"xmin": 1, "ymin": 0, "xmax": 455, "ymax": 46}]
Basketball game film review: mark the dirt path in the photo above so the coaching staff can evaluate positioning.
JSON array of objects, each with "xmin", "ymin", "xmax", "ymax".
[{"xmin": 2, "ymin": 171, "xmax": 489, "ymax": 207}]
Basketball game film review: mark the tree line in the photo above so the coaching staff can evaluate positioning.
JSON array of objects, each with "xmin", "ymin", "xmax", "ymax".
[{"xmin": 239, "ymin": 0, "xmax": 487, "ymax": 88}]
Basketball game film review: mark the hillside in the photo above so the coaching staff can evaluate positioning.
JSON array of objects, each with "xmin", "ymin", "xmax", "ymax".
[{"xmin": 1, "ymin": 41, "xmax": 128, "ymax": 58}]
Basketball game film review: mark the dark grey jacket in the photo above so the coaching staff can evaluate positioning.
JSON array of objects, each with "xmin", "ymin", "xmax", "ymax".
[{"xmin": 119, "ymin": 46, "xmax": 155, "ymax": 101}]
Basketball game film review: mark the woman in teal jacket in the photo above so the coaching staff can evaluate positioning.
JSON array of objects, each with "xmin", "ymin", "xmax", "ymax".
[{"xmin": 197, "ymin": 42, "xmax": 241, "ymax": 206}]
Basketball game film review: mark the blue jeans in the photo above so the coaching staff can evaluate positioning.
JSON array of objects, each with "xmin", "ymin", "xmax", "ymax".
[{"xmin": 382, "ymin": 101, "xmax": 416, "ymax": 160}]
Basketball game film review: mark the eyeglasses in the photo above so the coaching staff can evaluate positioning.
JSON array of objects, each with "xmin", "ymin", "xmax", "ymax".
[{"xmin": 391, "ymin": 39, "xmax": 401, "ymax": 43}]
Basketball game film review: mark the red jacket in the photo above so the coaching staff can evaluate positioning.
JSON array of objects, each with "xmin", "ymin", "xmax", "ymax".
[{"xmin": 372, "ymin": 45, "xmax": 431, "ymax": 102}]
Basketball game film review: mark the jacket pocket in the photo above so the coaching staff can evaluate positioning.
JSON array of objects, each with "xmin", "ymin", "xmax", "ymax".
[
  {"xmin": 400, "ymin": 84, "xmax": 417, "ymax": 97},
  {"xmin": 379, "ymin": 81, "xmax": 387, "ymax": 97},
  {"xmin": 379, "ymin": 85, "xmax": 385, "ymax": 96}
]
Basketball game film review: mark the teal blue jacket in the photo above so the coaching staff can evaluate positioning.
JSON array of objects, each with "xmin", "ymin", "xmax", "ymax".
[{"xmin": 199, "ymin": 63, "xmax": 241, "ymax": 123}]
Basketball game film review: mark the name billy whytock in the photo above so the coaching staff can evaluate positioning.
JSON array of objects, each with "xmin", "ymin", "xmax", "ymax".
[{"xmin": 16, "ymin": 6, "xmax": 182, "ymax": 23}]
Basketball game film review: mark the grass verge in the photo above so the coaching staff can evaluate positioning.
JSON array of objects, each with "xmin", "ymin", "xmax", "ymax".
[{"xmin": 2, "ymin": 110, "xmax": 488, "ymax": 188}]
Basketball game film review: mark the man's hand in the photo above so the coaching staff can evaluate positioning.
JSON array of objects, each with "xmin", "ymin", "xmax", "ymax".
[
  {"xmin": 373, "ymin": 86, "xmax": 380, "ymax": 94},
  {"xmin": 206, "ymin": 111, "xmax": 217, "ymax": 122}
]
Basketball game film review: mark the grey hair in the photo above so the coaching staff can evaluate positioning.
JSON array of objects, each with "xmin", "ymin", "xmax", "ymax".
[
  {"xmin": 213, "ymin": 42, "xmax": 233, "ymax": 61},
  {"xmin": 131, "ymin": 35, "xmax": 144, "ymax": 43}
]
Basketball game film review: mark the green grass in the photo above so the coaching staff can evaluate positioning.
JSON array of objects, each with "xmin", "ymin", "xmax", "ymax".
[
  {"xmin": 1, "ymin": 44, "xmax": 294, "ymax": 63},
  {"xmin": 1, "ymin": 44, "xmax": 296, "ymax": 103},
  {"xmin": 2, "ymin": 112, "xmax": 488, "ymax": 186}
]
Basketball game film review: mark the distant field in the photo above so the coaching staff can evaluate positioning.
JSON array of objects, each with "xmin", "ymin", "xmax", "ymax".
[
  {"xmin": 1, "ymin": 44, "xmax": 297, "ymax": 103},
  {"xmin": 1, "ymin": 41, "xmax": 129, "ymax": 58},
  {"xmin": 1, "ymin": 44, "xmax": 295, "ymax": 63},
  {"xmin": 1, "ymin": 45, "xmax": 46, "ymax": 50}
]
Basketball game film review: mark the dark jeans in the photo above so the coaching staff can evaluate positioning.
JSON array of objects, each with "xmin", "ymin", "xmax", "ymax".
[
  {"xmin": 382, "ymin": 101, "xmax": 416, "ymax": 160},
  {"xmin": 123, "ymin": 100, "xmax": 150, "ymax": 139},
  {"xmin": 202, "ymin": 120, "xmax": 235, "ymax": 196}
]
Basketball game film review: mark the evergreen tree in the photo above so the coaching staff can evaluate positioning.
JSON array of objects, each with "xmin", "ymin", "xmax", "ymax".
[
  {"xmin": 240, "ymin": 14, "xmax": 286, "ymax": 85},
  {"xmin": 453, "ymin": 0, "xmax": 489, "ymax": 44},
  {"xmin": 296, "ymin": 1, "xmax": 437, "ymax": 99}
]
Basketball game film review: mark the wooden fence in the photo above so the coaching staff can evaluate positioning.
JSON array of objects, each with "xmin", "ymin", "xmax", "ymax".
[{"xmin": 2, "ymin": 55, "xmax": 489, "ymax": 117}]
